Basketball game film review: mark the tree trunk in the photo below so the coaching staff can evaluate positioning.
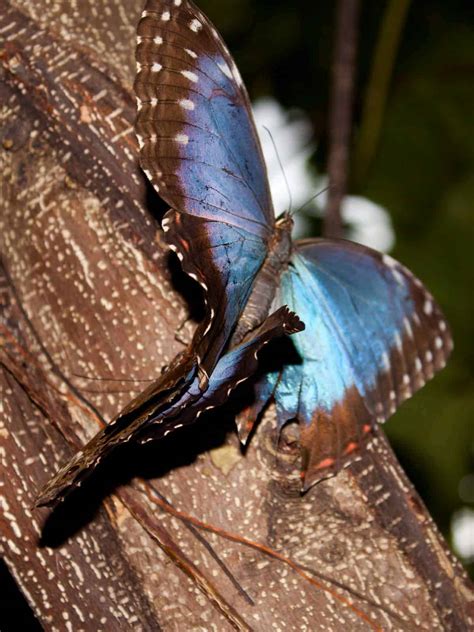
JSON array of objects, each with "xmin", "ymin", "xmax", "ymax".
[{"xmin": 1, "ymin": 1, "xmax": 473, "ymax": 630}]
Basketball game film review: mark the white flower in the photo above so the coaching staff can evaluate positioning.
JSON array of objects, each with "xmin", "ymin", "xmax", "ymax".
[
  {"xmin": 451, "ymin": 507, "xmax": 474, "ymax": 561},
  {"xmin": 253, "ymin": 96, "xmax": 395, "ymax": 252},
  {"xmin": 253, "ymin": 97, "xmax": 317, "ymax": 218}
]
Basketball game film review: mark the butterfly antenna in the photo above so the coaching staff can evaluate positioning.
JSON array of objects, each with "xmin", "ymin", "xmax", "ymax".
[
  {"xmin": 263, "ymin": 125, "xmax": 293, "ymax": 214},
  {"xmin": 294, "ymin": 186, "xmax": 330, "ymax": 216}
]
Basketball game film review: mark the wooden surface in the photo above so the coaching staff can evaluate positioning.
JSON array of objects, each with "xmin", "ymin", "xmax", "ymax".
[{"xmin": 1, "ymin": 1, "xmax": 473, "ymax": 629}]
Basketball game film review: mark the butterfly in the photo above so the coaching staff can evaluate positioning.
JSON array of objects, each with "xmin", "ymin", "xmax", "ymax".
[{"xmin": 35, "ymin": 0, "xmax": 452, "ymax": 507}]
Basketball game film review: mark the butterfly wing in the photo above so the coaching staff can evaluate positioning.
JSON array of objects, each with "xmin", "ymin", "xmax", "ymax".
[
  {"xmin": 135, "ymin": 0, "xmax": 275, "ymax": 373},
  {"xmin": 137, "ymin": 306, "xmax": 304, "ymax": 444},
  {"xmin": 36, "ymin": 1, "xmax": 283, "ymax": 507},
  {"xmin": 34, "ymin": 352, "xmax": 200, "ymax": 507},
  {"xmin": 36, "ymin": 307, "xmax": 302, "ymax": 507},
  {"xmin": 238, "ymin": 239, "xmax": 452, "ymax": 489}
]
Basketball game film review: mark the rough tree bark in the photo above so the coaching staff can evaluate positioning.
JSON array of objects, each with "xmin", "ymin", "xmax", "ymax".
[{"xmin": 1, "ymin": 1, "xmax": 473, "ymax": 630}]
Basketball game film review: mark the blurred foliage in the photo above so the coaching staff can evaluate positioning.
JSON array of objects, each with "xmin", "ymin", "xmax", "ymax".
[{"xmin": 200, "ymin": 0, "xmax": 474, "ymax": 574}]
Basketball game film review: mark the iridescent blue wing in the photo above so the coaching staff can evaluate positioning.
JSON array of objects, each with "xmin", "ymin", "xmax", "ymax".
[
  {"xmin": 238, "ymin": 239, "xmax": 452, "ymax": 489},
  {"xmin": 135, "ymin": 0, "xmax": 275, "ymax": 373}
]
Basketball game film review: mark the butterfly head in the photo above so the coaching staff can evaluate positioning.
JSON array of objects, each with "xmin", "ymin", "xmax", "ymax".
[
  {"xmin": 275, "ymin": 211, "xmax": 294, "ymax": 233},
  {"xmin": 271, "ymin": 212, "xmax": 294, "ymax": 263}
]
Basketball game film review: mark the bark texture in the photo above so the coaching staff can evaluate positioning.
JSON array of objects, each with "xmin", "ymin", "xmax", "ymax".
[{"xmin": 1, "ymin": 1, "xmax": 473, "ymax": 630}]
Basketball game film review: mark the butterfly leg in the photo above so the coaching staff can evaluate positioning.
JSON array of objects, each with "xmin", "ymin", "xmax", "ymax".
[{"xmin": 174, "ymin": 315, "xmax": 195, "ymax": 346}]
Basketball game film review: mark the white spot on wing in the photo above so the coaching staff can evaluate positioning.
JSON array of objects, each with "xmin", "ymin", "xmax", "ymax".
[
  {"xmin": 179, "ymin": 99, "xmax": 195, "ymax": 110},
  {"xmin": 231, "ymin": 61, "xmax": 244, "ymax": 87},
  {"xmin": 382, "ymin": 254, "xmax": 398, "ymax": 269},
  {"xmin": 151, "ymin": 62, "xmax": 162, "ymax": 72},
  {"xmin": 424, "ymin": 299, "xmax": 433, "ymax": 315},
  {"xmin": 392, "ymin": 268, "xmax": 405, "ymax": 286},
  {"xmin": 189, "ymin": 19, "xmax": 202, "ymax": 32},
  {"xmin": 185, "ymin": 48, "xmax": 197, "ymax": 59},
  {"xmin": 181, "ymin": 70, "xmax": 198, "ymax": 83},
  {"xmin": 162, "ymin": 11, "xmax": 171, "ymax": 21},
  {"xmin": 394, "ymin": 332, "xmax": 403, "ymax": 352},
  {"xmin": 218, "ymin": 62, "xmax": 233, "ymax": 80},
  {"xmin": 175, "ymin": 133, "xmax": 189, "ymax": 145},
  {"xmin": 153, "ymin": 35, "xmax": 163, "ymax": 45},
  {"xmin": 435, "ymin": 336, "xmax": 443, "ymax": 350}
]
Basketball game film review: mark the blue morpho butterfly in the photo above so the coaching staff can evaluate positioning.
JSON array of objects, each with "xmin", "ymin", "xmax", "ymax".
[{"xmin": 35, "ymin": 0, "xmax": 452, "ymax": 507}]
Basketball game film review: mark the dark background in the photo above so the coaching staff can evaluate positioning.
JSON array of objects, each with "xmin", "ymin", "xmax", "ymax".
[{"xmin": 197, "ymin": 0, "xmax": 474, "ymax": 576}]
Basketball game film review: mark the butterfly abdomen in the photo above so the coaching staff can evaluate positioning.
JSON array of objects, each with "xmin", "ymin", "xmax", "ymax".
[{"xmin": 231, "ymin": 217, "xmax": 294, "ymax": 345}]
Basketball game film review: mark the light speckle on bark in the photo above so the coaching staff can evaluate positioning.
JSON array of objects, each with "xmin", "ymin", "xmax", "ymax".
[{"xmin": 1, "ymin": 0, "xmax": 473, "ymax": 630}]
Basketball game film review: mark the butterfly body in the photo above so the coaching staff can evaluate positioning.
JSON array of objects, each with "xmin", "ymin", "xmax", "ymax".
[
  {"xmin": 230, "ymin": 213, "xmax": 294, "ymax": 346},
  {"xmin": 35, "ymin": 0, "xmax": 452, "ymax": 507},
  {"xmin": 241, "ymin": 239, "xmax": 451, "ymax": 486}
]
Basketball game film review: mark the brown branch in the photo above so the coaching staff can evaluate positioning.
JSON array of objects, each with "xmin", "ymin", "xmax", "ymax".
[
  {"xmin": 139, "ymin": 483, "xmax": 386, "ymax": 631},
  {"xmin": 1, "ymin": 1, "xmax": 473, "ymax": 630},
  {"xmin": 118, "ymin": 487, "xmax": 252, "ymax": 632},
  {"xmin": 325, "ymin": 0, "xmax": 361, "ymax": 238},
  {"xmin": 352, "ymin": 0, "xmax": 412, "ymax": 187}
]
